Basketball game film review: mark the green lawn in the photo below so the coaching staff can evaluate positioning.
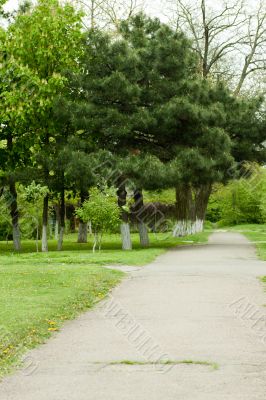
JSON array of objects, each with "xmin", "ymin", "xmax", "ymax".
[{"xmin": 0, "ymin": 231, "xmax": 209, "ymax": 376}]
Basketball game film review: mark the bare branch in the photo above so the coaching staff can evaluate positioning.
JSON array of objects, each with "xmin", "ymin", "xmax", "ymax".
[
  {"xmin": 165, "ymin": 0, "xmax": 266, "ymax": 94},
  {"xmin": 73, "ymin": 0, "xmax": 146, "ymax": 31}
]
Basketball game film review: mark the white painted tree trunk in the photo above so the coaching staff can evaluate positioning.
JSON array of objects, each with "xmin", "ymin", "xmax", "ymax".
[
  {"xmin": 12, "ymin": 224, "xmax": 21, "ymax": 251},
  {"xmin": 138, "ymin": 222, "xmax": 149, "ymax": 247},
  {"xmin": 173, "ymin": 218, "xmax": 204, "ymax": 237},
  {"xmin": 196, "ymin": 219, "xmax": 204, "ymax": 233},
  {"xmin": 173, "ymin": 220, "xmax": 187, "ymax": 237},
  {"xmin": 57, "ymin": 227, "xmax": 64, "ymax": 251},
  {"xmin": 190, "ymin": 219, "xmax": 204, "ymax": 234},
  {"xmin": 42, "ymin": 225, "xmax": 48, "ymax": 252},
  {"xmin": 120, "ymin": 222, "xmax": 132, "ymax": 250},
  {"xmin": 77, "ymin": 222, "xmax": 88, "ymax": 243}
]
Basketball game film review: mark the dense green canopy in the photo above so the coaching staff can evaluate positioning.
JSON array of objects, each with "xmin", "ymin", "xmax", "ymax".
[{"xmin": 0, "ymin": 2, "xmax": 265, "ymax": 250}]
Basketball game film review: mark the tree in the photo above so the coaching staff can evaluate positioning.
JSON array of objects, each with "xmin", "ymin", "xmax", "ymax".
[
  {"xmin": 234, "ymin": 1, "xmax": 266, "ymax": 95},
  {"xmin": 67, "ymin": 28, "xmax": 142, "ymax": 249},
  {"xmin": 76, "ymin": 187, "xmax": 120, "ymax": 252},
  {"xmin": 226, "ymin": 95, "xmax": 266, "ymax": 164},
  {"xmin": 0, "ymin": 56, "xmax": 43, "ymax": 250},
  {"xmin": 5, "ymin": 0, "xmax": 84, "ymax": 251},
  {"xmin": 100, "ymin": 0, "xmax": 145, "ymax": 30},
  {"xmin": 75, "ymin": 0, "xmax": 145, "ymax": 30},
  {"xmin": 165, "ymin": 0, "xmax": 266, "ymax": 94},
  {"xmin": 22, "ymin": 182, "xmax": 49, "ymax": 252},
  {"xmin": 121, "ymin": 153, "xmax": 168, "ymax": 246},
  {"xmin": 118, "ymin": 15, "xmax": 238, "ymax": 236}
]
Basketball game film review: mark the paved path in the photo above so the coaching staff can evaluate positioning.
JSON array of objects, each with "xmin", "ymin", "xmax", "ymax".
[{"xmin": 1, "ymin": 232, "xmax": 266, "ymax": 400}]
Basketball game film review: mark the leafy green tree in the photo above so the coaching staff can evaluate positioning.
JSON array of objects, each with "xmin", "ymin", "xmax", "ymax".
[
  {"xmin": 207, "ymin": 165, "xmax": 266, "ymax": 226},
  {"xmin": 22, "ymin": 182, "xmax": 49, "ymax": 251},
  {"xmin": 5, "ymin": 0, "xmax": 84, "ymax": 251},
  {"xmin": 76, "ymin": 187, "xmax": 120, "ymax": 252},
  {"xmin": 0, "ymin": 56, "xmax": 43, "ymax": 250}
]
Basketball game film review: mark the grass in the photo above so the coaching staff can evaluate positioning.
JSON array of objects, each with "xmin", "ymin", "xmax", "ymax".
[
  {"xmin": 0, "ymin": 230, "xmax": 209, "ymax": 377},
  {"xmin": 230, "ymin": 223, "xmax": 266, "ymax": 261},
  {"xmin": 230, "ymin": 224, "xmax": 266, "ymax": 291},
  {"xmin": 107, "ymin": 359, "xmax": 219, "ymax": 370},
  {"xmin": 0, "ymin": 263, "xmax": 123, "ymax": 377}
]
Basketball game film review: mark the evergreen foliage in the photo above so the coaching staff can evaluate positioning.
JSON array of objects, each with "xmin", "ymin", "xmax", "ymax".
[{"xmin": 0, "ymin": 3, "xmax": 266, "ymax": 251}]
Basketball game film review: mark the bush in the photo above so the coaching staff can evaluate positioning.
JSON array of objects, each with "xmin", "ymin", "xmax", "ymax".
[{"xmin": 207, "ymin": 167, "xmax": 266, "ymax": 226}]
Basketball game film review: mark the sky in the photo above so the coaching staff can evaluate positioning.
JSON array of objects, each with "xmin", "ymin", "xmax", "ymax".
[
  {"xmin": 4, "ymin": 0, "xmax": 259, "ymax": 15},
  {"xmin": 4, "ymin": 0, "xmax": 163, "ymax": 12}
]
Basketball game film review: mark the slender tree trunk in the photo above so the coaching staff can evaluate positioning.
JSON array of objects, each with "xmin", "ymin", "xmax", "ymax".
[
  {"xmin": 7, "ymin": 133, "xmax": 21, "ymax": 251},
  {"xmin": 88, "ymin": 221, "xmax": 92, "ymax": 235},
  {"xmin": 36, "ymin": 221, "xmax": 39, "ymax": 253},
  {"xmin": 93, "ymin": 232, "xmax": 98, "ymax": 253},
  {"xmin": 78, "ymin": 222, "xmax": 88, "ymax": 243},
  {"xmin": 120, "ymin": 222, "xmax": 132, "ymax": 250},
  {"xmin": 117, "ymin": 182, "xmax": 132, "ymax": 250},
  {"xmin": 133, "ymin": 189, "xmax": 149, "ymax": 247},
  {"xmin": 9, "ymin": 180, "xmax": 21, "ymax": 251},
  {"xmin": 68, "ymin": 205, "xmax": 76, "ymax": 233},
  {"xmin": 57, "ymin": 185, "xmax": 65, "ymax": 251},
  {"xmin": 42, "ymin": 194, "xmax": 49, "ymax": 252},
  {"xmin": 138, "ymin": 221, "xmax": 149, "ymax": 247},
  {"xmin": 54, "ymin": 204, "xmax": 59, "ymax": 240},
  {"xmin": 77, "ymin": 191, "xmax": 89, "ymax": 243}
]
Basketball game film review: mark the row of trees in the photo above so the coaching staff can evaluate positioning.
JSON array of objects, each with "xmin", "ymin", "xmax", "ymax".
[{"xmin": 0, "ymin": 0, "xmax": 265, "ymax": 252}]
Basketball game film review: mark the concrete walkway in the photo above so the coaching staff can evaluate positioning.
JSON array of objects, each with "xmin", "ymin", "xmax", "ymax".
[{"xmin": 1, "ymin": 232, "xmax": 266, "ymax": 399}]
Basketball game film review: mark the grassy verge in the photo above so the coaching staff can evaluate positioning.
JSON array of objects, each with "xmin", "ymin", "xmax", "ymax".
[
  {"xmin": 0, "ymin": 231, "xmax": 209, "ymax": 376},
  {"xmin": 230, "ymin": 224, "xmax": 266, "ymax": 261},
  {"xmin": 231, "ymin": 224, "xmax": 266, "ymax": 291}
]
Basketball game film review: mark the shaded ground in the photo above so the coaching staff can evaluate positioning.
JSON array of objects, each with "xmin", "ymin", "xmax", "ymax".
[{"xmin": 1, "ymin": 232, "xmax": 266, "ymax": 399}]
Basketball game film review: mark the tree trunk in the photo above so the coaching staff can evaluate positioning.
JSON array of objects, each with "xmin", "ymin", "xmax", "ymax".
[
  {"xmin": 117, "ymin": 182, "xmax": 132, "ymax": 250},
  {"xmin": 133, "ymin": 189, "xmax": 149, "ymax": 247},
  {"xmin": 77, "ymin": 191, "xmax": 89, "ymax": 243},
  {"xmin": 173, "ymin": 184, "xmax": 212, "ymax": 237},
  {"xmin": 120, "ymin": 222, "xmax": 132, "ymax": 250},
  {"xmin": 173, "ymin": 185, "xmax": 193, "ymax": 237},
  {"xmin": 138, "ymin": 222, "xmax": 149, "ymax": 247},
  {"xmin": 78, "ymin": 222, "xmax": 88, "ymax": 243},
  {"xmin": 42, "ymin": 194, "xmax": 49, "ymax": 252},
  {"xmin": 54, "ymin": 203, "xmax": 60, "ymax": 240},
  {"xmin": 58, "ymin": 226, "xmax": 64, "ymax": 251},
  {"xmin": 7, "ymin": 133, "xmax": 21, "ymax": 251},
  {"xmin": 194, "ymin": 184, "xmax": 212, "ymax": 233},
  {"xmin": 35, "ymin": 225, "xmax": 39, "ymax": 252},
  {"xmin": 9, "ymin": 180, "xmax": 21, "ymax": 251},
  {"xmin": 57, "ymin": 186, "xmax": 65, "ymax": 251}
]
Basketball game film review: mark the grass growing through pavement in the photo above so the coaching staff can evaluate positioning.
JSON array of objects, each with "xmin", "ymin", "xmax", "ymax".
[
  {"xmin": 108, "ymin": 359, "xmax": 219, "ymax": 370},
  {"xmin": 0, "ymin": 231, "xmax": 209, "ymax": 377}
]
